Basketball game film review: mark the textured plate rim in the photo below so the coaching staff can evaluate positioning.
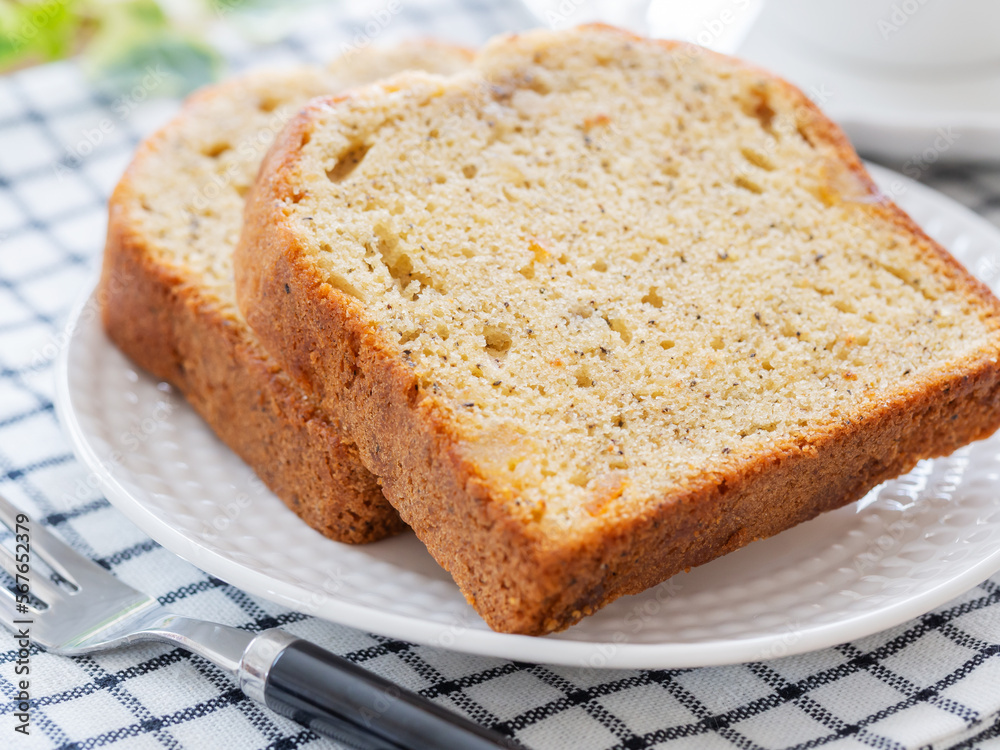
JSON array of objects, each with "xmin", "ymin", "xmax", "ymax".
[{"xmin": 54, "ymin": 163, "xmax": 1000, "ymax": 669}]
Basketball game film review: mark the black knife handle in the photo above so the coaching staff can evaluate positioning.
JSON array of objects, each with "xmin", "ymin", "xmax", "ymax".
[{"xmin": 239, "ymin": 630, "xmax": 525, "ymax": 750}]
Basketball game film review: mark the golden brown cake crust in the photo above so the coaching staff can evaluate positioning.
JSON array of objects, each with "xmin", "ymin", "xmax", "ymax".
[
  {"xmin": 101, "ymin": 163, "xmax": 406, "ymax": 543},
  {"xmin": 235, "ymin": 26, "xmax": 1000, "ymax": 631}
]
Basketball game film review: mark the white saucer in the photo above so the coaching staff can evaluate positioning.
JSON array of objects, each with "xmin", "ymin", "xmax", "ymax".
[
  {"xmin": 56, "ymin": 164, "xmax": 1000, "ymax": 668},
  {"xmin": 737, "ymin": 11, "xmax": 1000, "ymax": 163}
]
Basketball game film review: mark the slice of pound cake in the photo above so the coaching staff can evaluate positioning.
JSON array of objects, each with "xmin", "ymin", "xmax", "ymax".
[
  {"xmin": 236, "ymin": 25, "xmax": 1000, "ymax": 631},
  {"xmin": 100, "ymin": 42, "xmax": 472, "ymax": 543}
]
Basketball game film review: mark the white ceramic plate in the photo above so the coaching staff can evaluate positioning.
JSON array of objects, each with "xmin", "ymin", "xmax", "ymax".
[{"xmin": 57, "ymin": 164, "xmax": 1000, "ymax": 669}]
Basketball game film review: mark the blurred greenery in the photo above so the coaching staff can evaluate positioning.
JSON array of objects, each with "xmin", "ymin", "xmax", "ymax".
[{"xmin": 0, "ymin": 0, "xmax": 304, "ymax": 95}]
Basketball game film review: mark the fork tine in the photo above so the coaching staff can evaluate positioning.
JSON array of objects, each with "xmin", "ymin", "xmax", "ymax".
[
  {"xmin": 0, "ymin": 543, "xmax": 65, "ymax": 605},
  {"xmin": 0, "ymin": 492, "xmax": 107, "ymax": 587}
]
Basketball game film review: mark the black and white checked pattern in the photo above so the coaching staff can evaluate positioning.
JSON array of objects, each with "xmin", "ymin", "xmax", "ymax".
[{"xmin": 3, "ymin": 1, "xmax": 1000, "ymax": 747}]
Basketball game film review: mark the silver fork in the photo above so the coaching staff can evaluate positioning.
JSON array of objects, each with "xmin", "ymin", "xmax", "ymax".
[{"xmin": 0, "ymin": 493, "xmax": 522, "ymax": 750}]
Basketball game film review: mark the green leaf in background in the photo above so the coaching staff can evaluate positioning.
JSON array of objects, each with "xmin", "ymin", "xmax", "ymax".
[
  {"xmin": 1, "ymin": 0, "xmax": 331, "ymax": 99},
  {"xmin": 2, "ymin": 0, "xmax": 318, "ymax": 96},
  {"xmin": 0, "ymin": 0, "xmax": 84, "ymax": 70}
]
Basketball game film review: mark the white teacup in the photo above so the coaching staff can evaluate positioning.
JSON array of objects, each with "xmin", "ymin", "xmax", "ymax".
[{"xmin": 762, "ymin": 0, "xmax": 1000, "ymax": 72}]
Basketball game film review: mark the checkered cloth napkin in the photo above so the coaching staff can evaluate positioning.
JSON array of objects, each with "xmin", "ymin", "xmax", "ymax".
[{"xmin": 4, "ymin": 1, "xmax": 1000, "ymax": 748}]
